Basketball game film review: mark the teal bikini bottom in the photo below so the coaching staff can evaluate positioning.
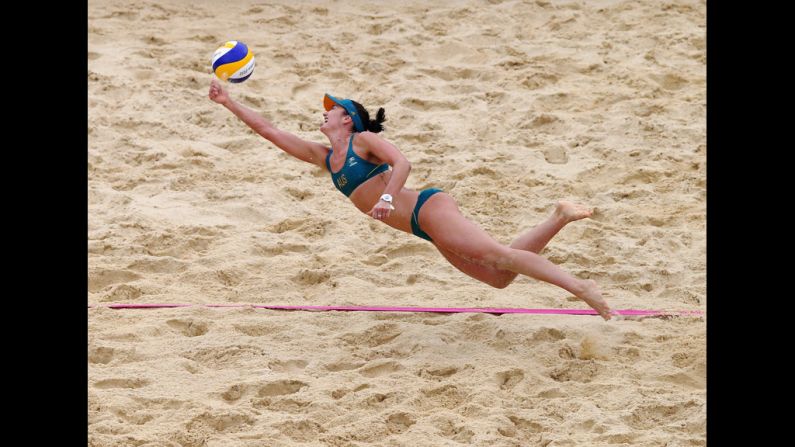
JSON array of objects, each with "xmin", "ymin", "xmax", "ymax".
[{"xmin": 410, "ymin": 188, "xmax": 443, "ymax": 242}]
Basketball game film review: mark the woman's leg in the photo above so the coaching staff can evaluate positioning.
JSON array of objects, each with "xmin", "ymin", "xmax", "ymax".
[
  {"xmin": 496, "ymin": 200, "xmax": 594, "ymax": 286},
  {"xmin": 420, "ymin": 193, "xmax": 612, "ymax": 320},
  {"xmin": 432, "ymin": 200, "xmax": 593, "ymax": 289},
  {"xmin": 435, "ymin": 245, "xmax": 514, "ymax": 289},
  {"xmin": 511, "ymin": 201, "xmax": 592, "ymax": 253}
]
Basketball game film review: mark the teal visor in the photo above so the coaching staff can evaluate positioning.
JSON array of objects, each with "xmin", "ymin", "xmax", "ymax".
[{"xmin": 323, "ymin": 93, "xmax": 365, "ymax": 132}]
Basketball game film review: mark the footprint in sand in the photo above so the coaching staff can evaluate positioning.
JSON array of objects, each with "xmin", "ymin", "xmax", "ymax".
[
  {"xmin": 496, "ymin": 369, "xmax": 525, "ymax": 390},
  {"xmin": 360, "ymin": 391, "xmax": 399, "ymax": 408},
  {"xmin": 291, "ymin": 268, "xmax": 330, "ymax": 285},
  {"xmin": 543, "ymin": 145, "xmax": 569, "ymax": 164},
  {"xmin": 88, "ymin": 269, "xmax": 141, "ymax": 293},
  {"xmin": 438, "ymin": 418, "xmax": 475, "ymax": 443},
  {"xmin": 531, "ymin": 327, "xmax": 567, "ymax": 342},
  {"xmin": 386, "ymin": 412, "xmax": 416, "ymax": 434},
  {"xmin": 275, "ymin": 419, "xmax": 325, "ymax": 442},
  {"xmin": 254, "ymin": 397, "xmax": 311, "ymax": 413},
  {"xmin": 215, "ymin": 269, "xmax": 243, "ymax": 287},
  {"xmin": 324, "ymin": 361, "xmax": 365, "ymax": 372},
  {"xmin": 257, "ymin": 380, "xmax": 308, "ymax": 397},
  {"xmin": 94, "ymin": 378, "xmax": 150, "ymax": 389},
  {"xmin": 419, "ymin": 366, "xmax": 459, "ymax": 379},
  {"xmin": 182, "ymin": 345, "xmax": 265, "ymax": 370},
  {"xmin": 650, "ymin": 73, "xmax": 688, "ymax": 90},
  {"xmin": 233, "ymin": 323, "xmax": 285, "ymax": 337},
  {"xmin": 112, "ymin": 408, "xmax": 154, "ymax": 426},
  {"xmin": 339, "ymin": 323, "xmax": 402, "ymax": 348},
  {"xmin": 507, "ymin": 416, "xmax": 543, "ymax": 434},
  {"xmin": 331, "ymin": 383, "xmax": 370, "ymax": 399},
  {"xmin": 400, "ymin": 97, "xmax": 459, "ymax": 111},
  {"xmin": 537, "ymin": 387, "xmax": 567, "ymax": 398},
  {"xmin": 359, "ymin": 361, "xmax": 402, "ymax": 378},
  {"xmin": 187, "ymin": 411, "xmax": 254, "ymax": 433},
  {"xmin": 88, "ymin": 347, "xmax": 115, "ymax": 364},
  {"xmin": 285, "ymin": 187, "xmax": 314, "ymax": 201},
  {"xmin": 418, "ymin": 384, "xmax": 467, "ymax": 410},
  {"xmin": 100, "ymin": 284, "xmax": 142, "ymax": 302},
  {"xmin": 268, "ymin": 359, "xmax": 308, "ymax": 373},
  {"xmin": 167, "ymin": 319, "xmax": 209, "ymax": 337},
  {"xmin": 221, "ymin": 383, "xmax": 253, "ymax": 402},
  {"xmin": 623, "ymin": 401, "xmax": 701, "ymax": 430},
  {"xmin": 549, "ymin": 360, "xmax": 599, "ymax": 383},
  {"xmin": 331, "ymin": 389, "xmax": 349, "ymax": 400}
]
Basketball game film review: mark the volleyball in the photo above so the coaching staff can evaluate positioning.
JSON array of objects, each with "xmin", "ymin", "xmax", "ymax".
[{"xmin": 211, "ymin": 41, "xmax": 255, "ymax": 83}]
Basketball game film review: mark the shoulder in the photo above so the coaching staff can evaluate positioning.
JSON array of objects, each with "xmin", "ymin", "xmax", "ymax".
[
  {"xmin": 354, "ymin": 132, "xmax": 406, "ymax": 164},
  {"xmin": 355, "ymin": 131, "xmax": 387, "ymax": 148}
]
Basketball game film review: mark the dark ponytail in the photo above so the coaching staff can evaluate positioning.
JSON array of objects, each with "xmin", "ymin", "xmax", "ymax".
[
  {"xmin": 351, "ymin": 100, "xmax": 387, "ymax": 133},
  {"xmin": 368, "ymin": 108, "xmax": 387, "ymax": 133}
]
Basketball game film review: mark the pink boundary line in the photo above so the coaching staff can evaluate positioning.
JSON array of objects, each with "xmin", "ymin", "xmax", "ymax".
[{"xmin": 87, "ymin": 303, "xmax": 703, "ymax": 316}]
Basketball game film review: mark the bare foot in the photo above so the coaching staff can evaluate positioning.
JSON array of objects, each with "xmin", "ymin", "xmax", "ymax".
[
  {"xmin": 577, "ymin": 280, "xmax": 613, "ymax": 321},
  {"xmin": 555, "ymin": 201, "xmax": 592, "ymax": 224}
]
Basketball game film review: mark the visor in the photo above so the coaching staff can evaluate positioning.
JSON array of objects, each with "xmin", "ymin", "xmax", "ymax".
[{"xmin": 323, "ymin": 93, "xmax": 365, "ymax": 132}]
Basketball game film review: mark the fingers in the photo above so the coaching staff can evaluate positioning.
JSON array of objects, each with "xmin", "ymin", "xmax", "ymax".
[
  {"xmin": 208, "ymin": 81, "xmax": 227, "ymax": 103},
  {"xmin": 369, "ymin": 209, "xmax": 391, "ymax": 220},
  {"xmin": 209, "ymin": 79, "xmax": 223, "ymax": 95}
]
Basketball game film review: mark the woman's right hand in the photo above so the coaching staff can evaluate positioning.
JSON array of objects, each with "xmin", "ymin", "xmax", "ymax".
[{"xmin": 208, "ymin": 79, "xmax": 230, "ymax": 105}]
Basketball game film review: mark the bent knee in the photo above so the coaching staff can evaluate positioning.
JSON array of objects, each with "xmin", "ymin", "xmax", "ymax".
[
  {"xmin": 489, "ymin": 279, "xmax": 510, "ymax": 289},
  {"xmin": 485, "ymin": 270, "xmax": 516, "ymax": 289},
  {"xmin": 483, "ymin": 247, "xmax": 515, "ymax": 270},
  {"xmin": 456, "ymin": 246, "xmax": 513, "ymax": 270}
]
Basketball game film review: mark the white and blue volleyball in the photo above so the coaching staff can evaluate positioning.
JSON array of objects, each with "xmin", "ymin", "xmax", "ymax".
[{"xmin": 212, "ymin": 41, "xmax": 255, "ymax": 83}]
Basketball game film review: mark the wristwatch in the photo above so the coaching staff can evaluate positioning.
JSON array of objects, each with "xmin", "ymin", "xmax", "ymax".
[{"xmin": 379, "ymin": 194, "xmax": 395, "ymax": 210}]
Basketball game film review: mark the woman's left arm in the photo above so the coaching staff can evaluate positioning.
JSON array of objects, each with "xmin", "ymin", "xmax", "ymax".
[{"xmin": 357, "ymin": 132, "xmax": 411, "ymax": 218}]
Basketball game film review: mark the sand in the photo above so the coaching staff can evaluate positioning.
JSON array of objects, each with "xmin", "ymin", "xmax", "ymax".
[{"xmin": 88, "ymin": 0, "xmax": 706, "ymax": 445}]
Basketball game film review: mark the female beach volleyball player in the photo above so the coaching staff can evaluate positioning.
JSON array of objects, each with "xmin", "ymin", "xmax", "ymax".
[{"xmin": 208, "ymin": 79, "xmax": 613, "ymax": 320}]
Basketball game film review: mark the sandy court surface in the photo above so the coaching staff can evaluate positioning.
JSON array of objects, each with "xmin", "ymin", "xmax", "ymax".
[{"xmin": 88, "ymin": 0, "xmax": 706, "ymax": 445}]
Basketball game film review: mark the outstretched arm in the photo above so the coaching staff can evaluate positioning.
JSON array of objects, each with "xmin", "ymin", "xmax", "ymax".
[{"xmin": 208, "ymin": 79, "xmax": 329, "ymax": 168}]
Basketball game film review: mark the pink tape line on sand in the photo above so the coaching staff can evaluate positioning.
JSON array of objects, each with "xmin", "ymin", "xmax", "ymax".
[{"xmin": 87, "ymin": 303, "xmax": 702, "ymax": 316}]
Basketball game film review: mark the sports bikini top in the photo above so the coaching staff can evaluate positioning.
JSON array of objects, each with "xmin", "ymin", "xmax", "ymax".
[{"xmin": 325, "ymin": 134, "xmax": 389, "ymax": 197}]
